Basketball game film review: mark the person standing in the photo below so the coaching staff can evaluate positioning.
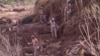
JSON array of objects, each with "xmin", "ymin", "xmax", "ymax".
[
  {"xmin": 32, "ymin": 38, "xmax": 39, "ymax": 56},
  {"xmin": 5, "ymin": 19, "xmax": 12, "ymax": 31},
  {"xmin": 39, "ymin": 7, "xmax": 46, "ymax": 24},
  {"xmin": 31, "ymin": 35, "xmax": 40, "ymax": 56},
  {"xmin": 49, "ymin": 18, "xmax": 58, "ymax": 38}
]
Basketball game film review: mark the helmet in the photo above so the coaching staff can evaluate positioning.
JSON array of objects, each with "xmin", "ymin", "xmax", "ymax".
[
  {"xmin": 51, "ymin": 18, "xmax": 55, "ymax": 21},
  {"xmin": 31, "ymin": 35, "xmax": 35, "ymax": 39}
]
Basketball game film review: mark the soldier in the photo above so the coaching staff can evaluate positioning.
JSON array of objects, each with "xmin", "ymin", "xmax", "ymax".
[
  {"xmin": 4, "ymin": 19, "xmax": 12, "ymax": 31},
  {"xmin": 28, "ymin": 35, "xmax": 40, "ymax": 56},
  {"xmin": 39, "ymin": 7, "xmax": 46, "ymax": 24},
  {"xmin": 49, "ymin": 18, "xmax": 58, "ymax": 38}
]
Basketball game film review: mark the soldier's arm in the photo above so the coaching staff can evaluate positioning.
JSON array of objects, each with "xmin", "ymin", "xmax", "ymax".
[
  {"xmin": 27, "ymin": 42, "xmax": 32, "ymax": 45},
  {"xmin": 47, "ymin": 20, "xmax": 51, "ymax": 24},
  {"xmin": 55, "ymin": 23, "xmax": 59, "ymax": 29}
]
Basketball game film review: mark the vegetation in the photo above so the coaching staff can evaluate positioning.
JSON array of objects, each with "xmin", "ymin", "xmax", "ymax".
[
  {"xmin": 0, "ymin": 34, "xmax": 22, "ymax": 56},
  {"xmin": 0, "ymin": 0, "xmax": 100, "ymax": 56},
  {"xmin": 0, "ymin": 0, "xmax": 36, "ymax": 5}
]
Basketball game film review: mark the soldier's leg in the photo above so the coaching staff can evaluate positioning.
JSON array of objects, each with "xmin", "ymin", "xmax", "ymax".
[
  {"xmin": 51, "ymin": 27, "xmax": 54, "ymax": 37},
  {"xmin": 34, "ymin": 46, "xmax": 38, "ymax": 56},
  {"xmin": 43, "ymin": 15, "xmax": 46, "ymax": 23},
  {"xmin": 40, "ymin": 16, "xmax": 43, "ymax": 23},
  {"xmin": 54, "ymin": 27, "xmax": 57, "ymax": 38},
  {"xmin": 8, "ymin": 24, "xmax": 12, "ymax": 31}
]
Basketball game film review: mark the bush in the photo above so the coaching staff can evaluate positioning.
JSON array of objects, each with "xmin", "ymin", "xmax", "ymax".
[{"xmin": 0, "ymin": 34, "xmax": 22, "ymax": 56}]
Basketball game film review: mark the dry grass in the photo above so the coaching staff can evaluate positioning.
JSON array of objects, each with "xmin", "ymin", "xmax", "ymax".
[
  {"xmin": 0, "ymin": 0, "xmax": 100, "ymax": 56},
  {"xmin": 32, "ymin": 0, "xmax": 100, "ymax": 55},
  {"xmin": 0, "ymin": 34, "xmax": 22, "ymax": 56},
  {"xmin": 65, "ymin": 0, "xmax": 100, "ymax": 56}
]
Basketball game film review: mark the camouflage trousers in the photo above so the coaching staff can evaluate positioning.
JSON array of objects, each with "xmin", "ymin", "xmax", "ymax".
[
  {"xmin": 51, "ymin": 27, "xmax": 57, "ymax": 38},
  {"xmin": 33, "ymin": 46, "xmax": 39, "ymax": 56}
]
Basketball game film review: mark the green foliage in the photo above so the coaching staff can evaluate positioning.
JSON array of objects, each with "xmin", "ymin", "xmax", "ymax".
[
  {"xmin": 0, "ymin": 0, "xmax": 12, "ymax": 4},
  {"xmin": 0, "ymin": 0, "xmax": 35, "ymax": 5}
]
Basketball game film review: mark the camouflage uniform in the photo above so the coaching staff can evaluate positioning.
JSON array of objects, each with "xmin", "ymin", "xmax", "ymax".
[
  {"xmin": 39, "ymin": 7, "xmax": 46, "ymax": 24},
  {"xmin": 32, "ymin": 37, "xmax": 40, "ymax": 56},
  {"xmin": 50, "ymin": 18, "xmax": 58, "ymax": 38}
]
